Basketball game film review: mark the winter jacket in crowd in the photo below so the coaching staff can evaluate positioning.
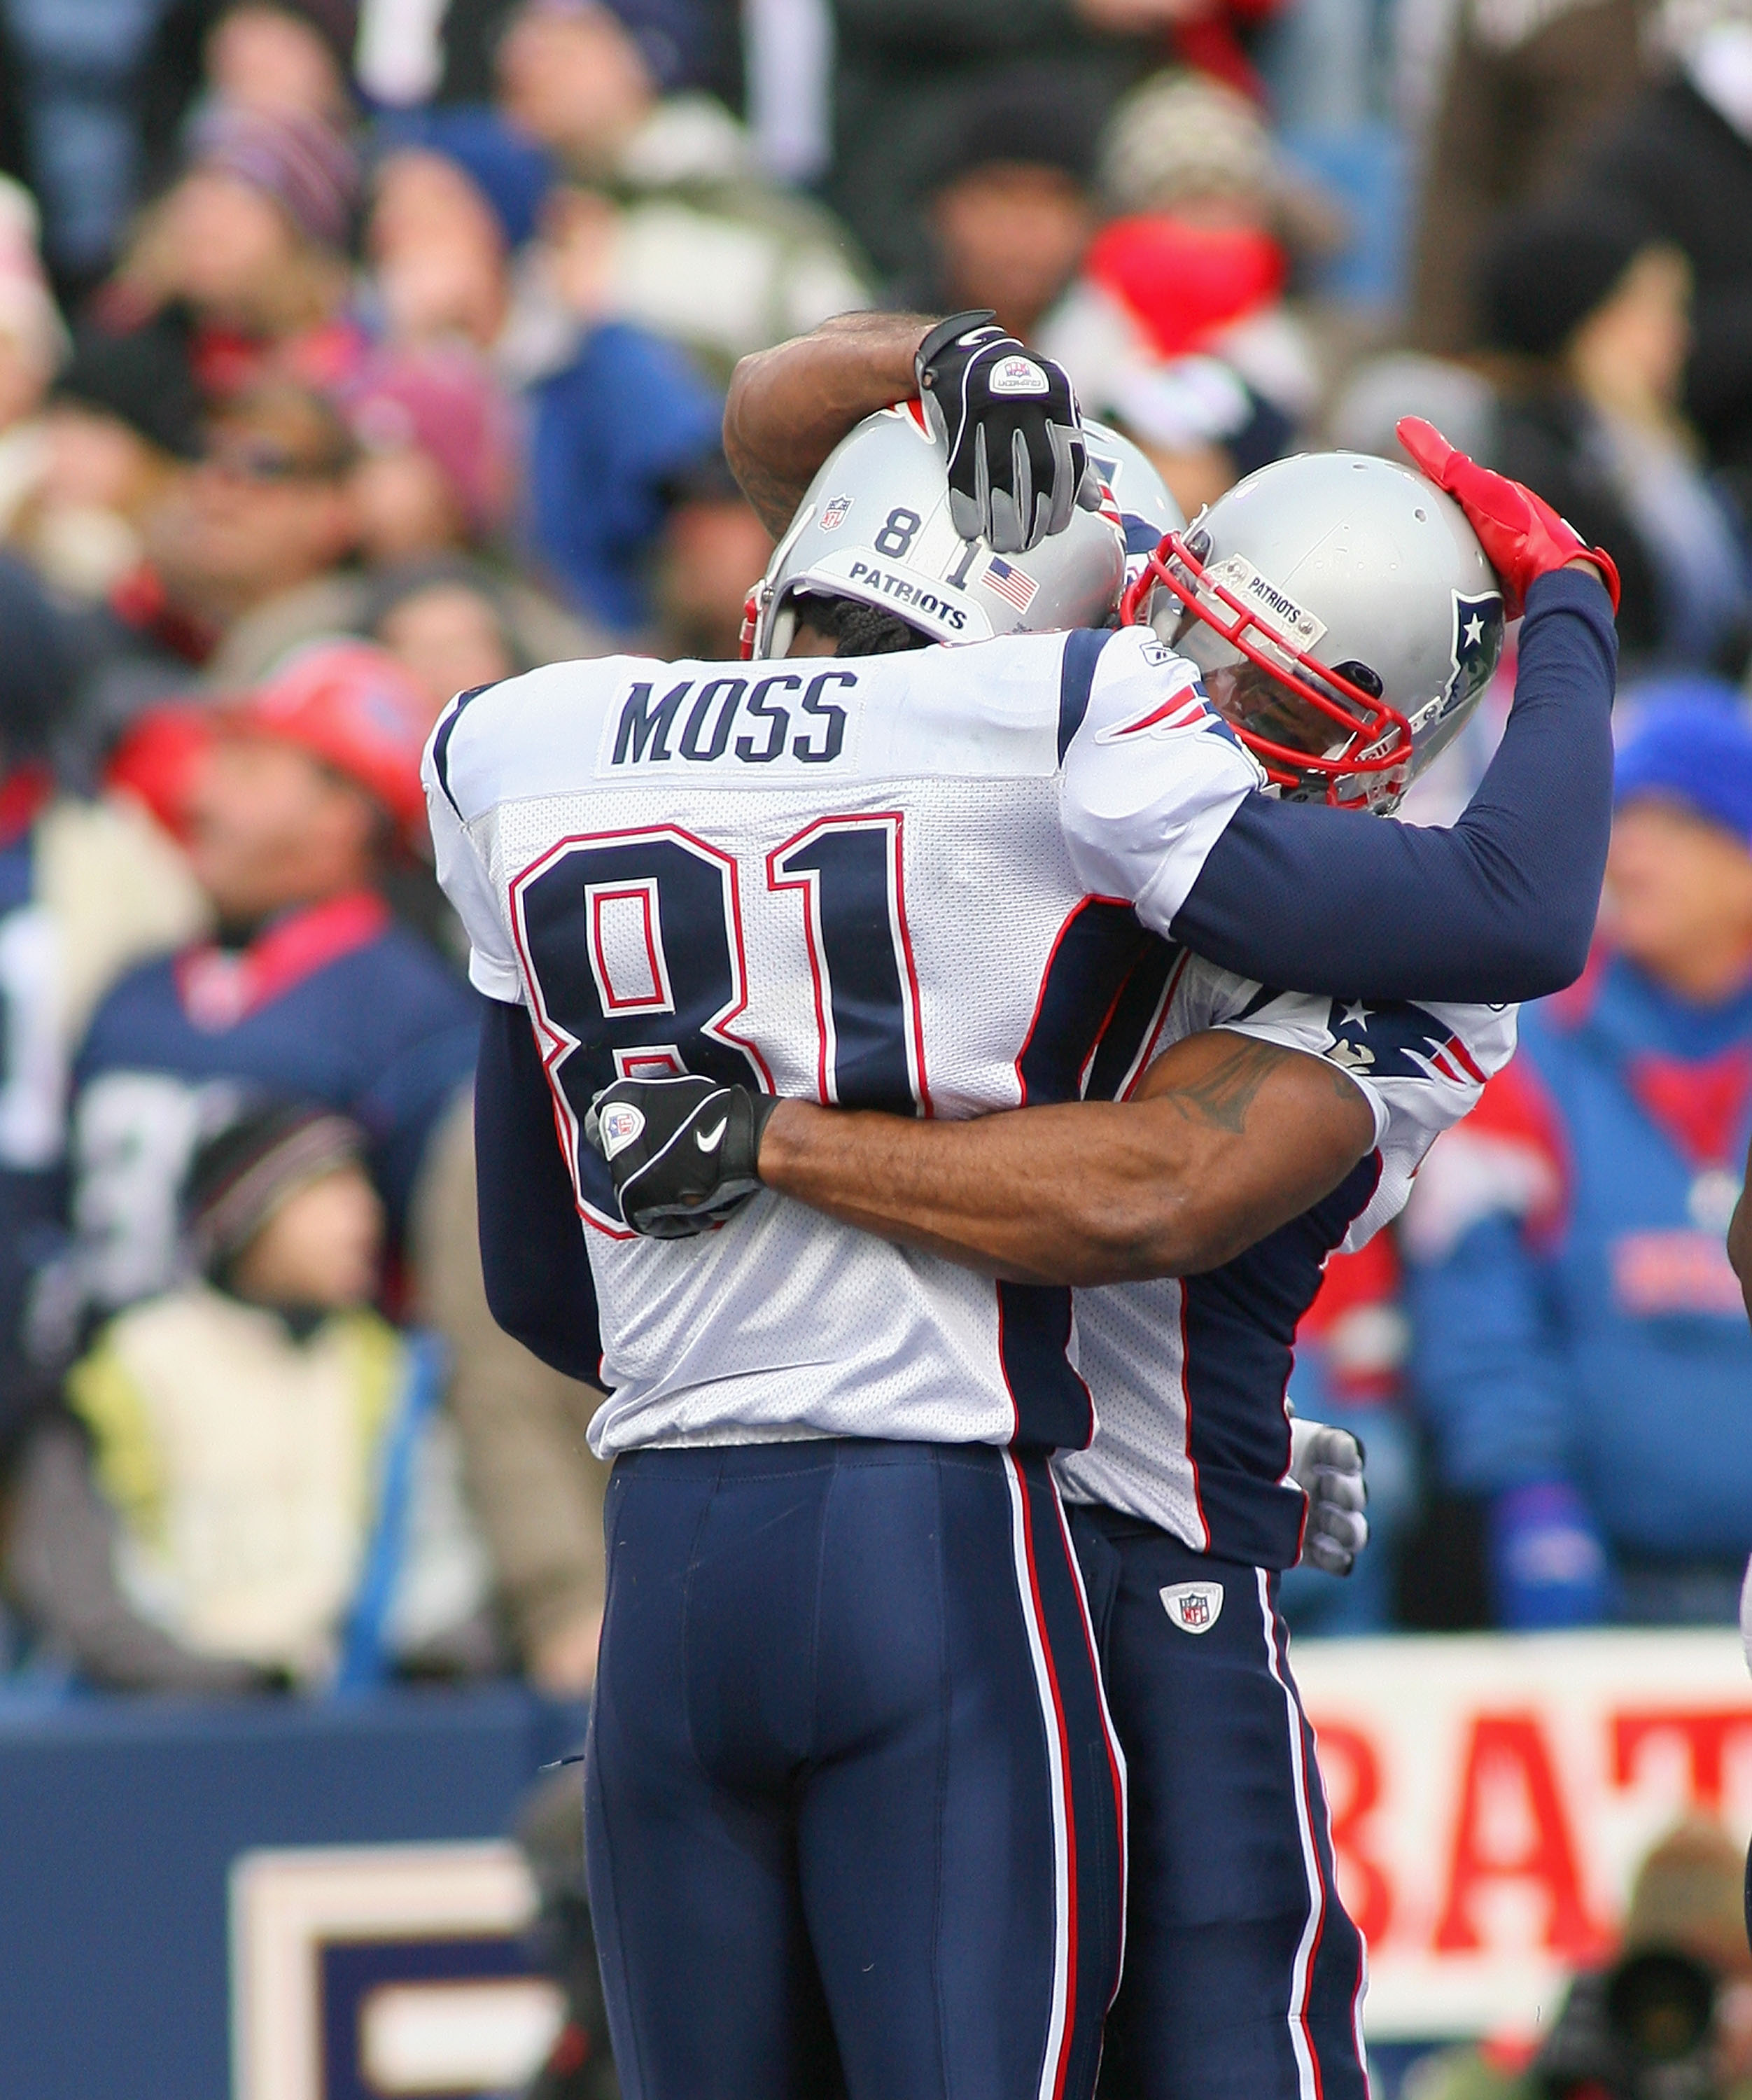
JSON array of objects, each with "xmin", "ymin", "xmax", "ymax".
[{"xmin": 1405, "ymin": 951, "xmax": 1752, "ymax": 1621}]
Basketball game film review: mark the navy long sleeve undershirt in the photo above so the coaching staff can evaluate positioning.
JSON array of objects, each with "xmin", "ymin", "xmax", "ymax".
[
  {"xmin": 1171, "ymin": 567, "xmax": 1617, "ymax": 1003},
  {"xmin": 475, "ymin": 997, "xmax": 604, "ymax": 1382},
  {"xmin": 474, "ymin": 567, "xmax": 1616, "ymax": 1373}
]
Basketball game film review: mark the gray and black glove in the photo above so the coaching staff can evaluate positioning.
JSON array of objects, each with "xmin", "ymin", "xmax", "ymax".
[
  {"xmin": 916, "ymin": 309, "xmax": 1102, "ymax": 555},
  {"xmin": 584, "ymin": 1074, "xmax": 778, "ymax": 1239},
  {"xmin": 1288, "ymin": 1415, "xmax": 1370, "ymax": 1576}
]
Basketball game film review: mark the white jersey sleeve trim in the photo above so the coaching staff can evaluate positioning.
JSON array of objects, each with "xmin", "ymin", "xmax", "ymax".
[
  {"xmin": 1058, "ymin": 627, "xmax": 1265, "ymax": 934},
  {"xmin": 423, "ymin": 702, "xmax": 523, "ymax": 1005}
]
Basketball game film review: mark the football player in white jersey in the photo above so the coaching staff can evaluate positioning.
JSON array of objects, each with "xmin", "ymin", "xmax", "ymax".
[
  {"xmin": 565, "ymin": 320, "xmax": 1619, "ymax": 2100},
  {"xmin": 431, "ymin": 322, "xmax": 1617, "ymax": 2100}
]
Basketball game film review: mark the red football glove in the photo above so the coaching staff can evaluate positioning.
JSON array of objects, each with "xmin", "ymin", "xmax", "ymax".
[{"xmin": 1396, "ymin": 415, "xmax": 1621, "ymax": 620}]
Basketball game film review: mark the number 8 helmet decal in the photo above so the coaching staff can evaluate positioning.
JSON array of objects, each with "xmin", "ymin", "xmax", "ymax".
[
  {"xmin": 1121, "ymin": 451, "xmax": 1506, "ymax": 812},
  {"xmin": 743, "ymin": 402, "xmax": 1129, "ymax": 660}
]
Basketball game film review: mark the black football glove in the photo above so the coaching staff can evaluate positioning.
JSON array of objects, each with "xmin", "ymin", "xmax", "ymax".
[
  {"xmin": 584, "ymin": 1074, "xmax": 778, "ymax": 1239},
  {"xmin": 916, "ymin": 310, "xmax": 1103, "ymax": 555}
]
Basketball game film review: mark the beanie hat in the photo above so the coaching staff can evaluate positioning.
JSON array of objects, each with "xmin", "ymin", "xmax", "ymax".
[
  {"xmin": 339, "ymin": 343, "xmax": 517, "ymax": 538},
  {"xmin": 184, "ymin": 1098, "xmax": 365, "ymax": 1275},
  {"xmin": 54, "ymin": 321, "xmax": 204, "ymax": 460},
  {"xmin": 1614, "ymin": 691, "xmax": 1752, "ymax": 846},
  {"xmin": 925, "ymin": 66, "xmax": 1103, "ymax": 192},
  {"xmin": 188, "ymin": 103, "xmax": 362, "ymax": 251},
  {"xmin": 372, "ymin": 104, "xmax": 555, "ymax": 250},
  {"xmin": 1102, "ymin": 70, "xmax": 1275, "ymax": 215},
  {"xmin": 1478, "ymin": 203, "xmax": 1653, "ymax": 359},
  {"xmin": 510, "ymin": 0, "xmax": 702, "ymax": 95}
]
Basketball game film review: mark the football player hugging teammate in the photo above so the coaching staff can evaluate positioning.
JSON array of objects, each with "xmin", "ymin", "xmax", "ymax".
[{"xmin": 426, "ymin": 309, "xmax": 1620, "ymax": 2100}]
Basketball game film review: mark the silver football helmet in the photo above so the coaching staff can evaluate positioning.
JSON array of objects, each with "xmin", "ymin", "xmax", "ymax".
[
  {"xmin": 1123, "ymin": 451, "xmax": 1505, "ymax": 811},
  {"xmin": 745, "ymin": 402, "xmax": 1127, "ymax": 659},
  {"xmin": 1081, "ymin": 415, "xmax": 1186, "ymax": 550}
]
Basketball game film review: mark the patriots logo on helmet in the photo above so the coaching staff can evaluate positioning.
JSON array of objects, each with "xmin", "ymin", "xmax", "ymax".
[
  {"xmin": 1445, "ymin": 591, "xmax": 1504, "ymax": 715},
  {"xmin": 1324, "ymin": 1000, "xmax": 1488, "ymax": 1086}
]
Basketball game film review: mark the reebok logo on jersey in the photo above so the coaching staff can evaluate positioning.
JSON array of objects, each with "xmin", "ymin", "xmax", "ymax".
[
  {"xmin": 695, "ymin": 1116, "xmax": 728, "ymax": 1153},
  {"xmin": 1161, "ymin": 1581, "xmax": 1224, "ymax": 1633},
  {"xmin": 598, "ymin": 1102, "xmax": 646, "ymax": 1159}
]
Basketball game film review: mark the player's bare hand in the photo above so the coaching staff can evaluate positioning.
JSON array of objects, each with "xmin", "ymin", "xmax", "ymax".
[
  {"xmin": 916, "ymin": 312, "xmax": 1102, "ymax": 555},
  {"xmin": 585, "ymin": 1074, "xmax": 778, "ymax": 1238},
  {"xmin": 1288, "ymin": 1415, "xmax": 1370, "ymax": 1576},
  {"xmin": 1396, "ymin": 416, "xmax": 1621, "ymax": 620}
]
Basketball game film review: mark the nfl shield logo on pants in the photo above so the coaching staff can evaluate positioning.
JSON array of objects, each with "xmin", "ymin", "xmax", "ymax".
[{"xmin": 1160, "ymin": 1581, "xmax": 1224, "ymax": 1634}]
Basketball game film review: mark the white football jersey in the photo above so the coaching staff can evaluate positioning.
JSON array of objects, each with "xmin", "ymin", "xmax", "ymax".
[
  {"xmin": 1054, "ymin": 959, "xmax": 1518, "ymax": 1565},
  {"xmin": 426, "ymin": 627, "xmax": 1263, "ymax": 1456}
]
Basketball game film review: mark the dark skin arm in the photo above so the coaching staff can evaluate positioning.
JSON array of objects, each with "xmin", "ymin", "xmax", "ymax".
[
  {"xmin": 757, "ymin": 1028, "xmax": 1377, "ymax": 1287},
  {"xmin": 1730, "ymin": 1128, "xmax": 1752, "ymax": 1328},
  {"xmin": 724, "ymin": 311, "xmax": 936, "ymax": 536}
]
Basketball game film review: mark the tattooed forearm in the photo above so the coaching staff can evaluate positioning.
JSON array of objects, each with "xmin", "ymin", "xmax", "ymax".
[{"xmin": 1160, "ymin": 1035, "xmax": 1297, "ymax": 1135}]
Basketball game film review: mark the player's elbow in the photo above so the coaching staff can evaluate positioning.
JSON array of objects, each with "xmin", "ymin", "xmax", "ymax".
[
  {"xmin": 1509, "ymin": 912, "xmax": 1595, "ymax": 1000},
  {"xmin": 1053, "ymin": 1187, "xmax": 1233, "ymax": 1285}
]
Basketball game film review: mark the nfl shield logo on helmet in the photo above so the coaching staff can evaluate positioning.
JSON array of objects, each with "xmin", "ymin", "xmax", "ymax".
[
  {"xmin": 598, "ymin": 1102, "xmax": 646, "ymax": 1160},
  {"xmin": 1160, "ymin": 1581, "xmax": 1224, "ymax": 1633},
  {"xmin": 820, "ymin": 493, "xmax": 853, "ymax": 532}
]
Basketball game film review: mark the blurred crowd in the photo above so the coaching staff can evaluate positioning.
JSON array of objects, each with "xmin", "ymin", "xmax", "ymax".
[{"xmin": 0, "ymin": 0, "xmax": 1744, "ymax": 1715}]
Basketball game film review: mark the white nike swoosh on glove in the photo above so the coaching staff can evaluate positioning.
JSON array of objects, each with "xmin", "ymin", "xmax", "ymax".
[{"xmin": 696, "ymin": 1117, "xmax": 728, "ymax": 1152}]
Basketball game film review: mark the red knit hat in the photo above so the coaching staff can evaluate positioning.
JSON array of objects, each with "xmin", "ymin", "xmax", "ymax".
[{"xmin": 220, "ymin": 640, "xmax": 434, "ymax": 842}]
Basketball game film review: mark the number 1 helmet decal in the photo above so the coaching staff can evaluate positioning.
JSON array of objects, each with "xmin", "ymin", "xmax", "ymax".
[{"xmin": 743, "ymin": 402, "xmax": 1128, "ymax": 660}]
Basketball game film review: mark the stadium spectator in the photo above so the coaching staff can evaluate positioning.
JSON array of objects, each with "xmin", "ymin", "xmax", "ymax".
[
  {"xmin": 1478, "ymin": 201, "xmax": 1752, "ymax": 676},
  {"xmin": 5, "ymin": 323, "xmax": 204, "ymax": 604},
  {"xmin": 1039, "ymin": 69, "xmax": 1319, "ymax": 506},
  {"xmin": 6, "ymin": 1098, "xmax": 496, "ymax": 1693},
  {"xmin": 1407, "ymin": 1819, "xmax": 1752, "ymax": 2098},
  {"xmin": 58, "ymin": 640, "xmax": 473, "ymax": 1334},
  {"xmin": 1048, "ymin": 74, "xmax": 1324, "ymax": 393},
  {"xmin": 340, "ymin": 342, "xmax": 519, "ymax": 566},
  {"xmin": 1579, "ymin": 0, "xmax": 1752, "ymax": 511},
  {"xmin": 365, "ymin": 116, "xmax": 552, "ymax": 356},
  {"xmin": 824, "ymin": 0, "xmax": 1147, "ymax": 280},
  {"xmin": 1405, "ymin": 694, "xmax": 1752, "ymax": 1630},
  {"xmin": 1406, "ymin": 0, "xmax": 1651, "ymax": 356},
  {"xmin": 0, "ymin": 557, "xmax": 206, "ymax": 1458},
  {"xmin": 890, "ymin": 67, "xmax": 1102, "ymax": 344},
  {"xmin": 0, "ymin": 0, "xmax": 167, "ymax": 300},
  {"xmin": 102, "ymin": 380, "xmax": 362, "ymax": 694},
  {"xmin": 104, "ymin": 103, "xmax": 365, "ymax": 402},
  {"xmin": 519, "ymin": 181, "xmax": 723, "ymax": 630},
  {"xmin": 139, "ymin": 1, "xmax": 360, "ymax": 198},
  {"xmin": 493, "ymin": 0, "xmax": 869, "ymax": 382},
  {"xmin": 648, "ymin": 449, "xmax": 773, "ymax": 660},
  {"xmin": 360, "ymin": 556, "xmax": 608, "ymax": 717}
]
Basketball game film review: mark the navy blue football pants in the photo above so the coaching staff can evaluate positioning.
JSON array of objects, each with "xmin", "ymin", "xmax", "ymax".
[
  {"xmin": 1069, "ymin": 1510, "xmax": 1369, "ymax": 2100},
  {"xmin": 584, "ymin": 1440, "xmax": 1127, "ymax": 2100}
]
